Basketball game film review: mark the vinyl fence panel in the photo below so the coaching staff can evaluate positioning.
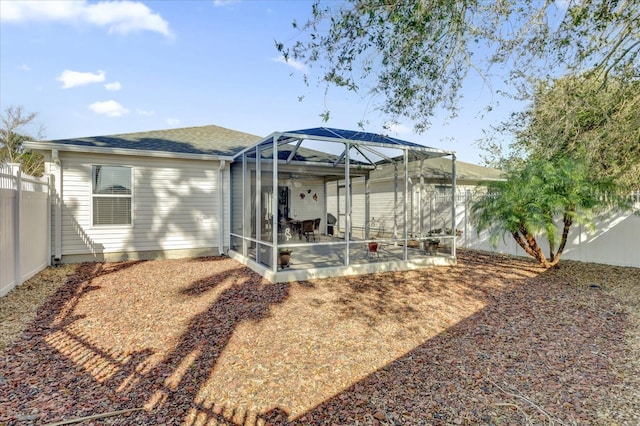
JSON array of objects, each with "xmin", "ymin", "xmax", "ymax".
[
  {"xmin": 0, "ymin": 183, "xmax": 17, "ymax": 296},
  {"xmin": 453, "ymin": 191, "xmax": 640, "ymax": 268},
  {"xmin": 0, "ymin": 164, "xmax": 50, "ymax": 297}
]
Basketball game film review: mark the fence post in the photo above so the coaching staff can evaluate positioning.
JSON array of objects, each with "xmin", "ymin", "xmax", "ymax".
[
  {"xmin": 464, "ymin": 191, "xmax": 470, "ymax": 248},
  {"xmin": 9, "ymin": 163, "xmax": 22, "ymax": 287},
  {"xmin": 47, "ymin": 174, "xmax": 52, "ymax": 266}
]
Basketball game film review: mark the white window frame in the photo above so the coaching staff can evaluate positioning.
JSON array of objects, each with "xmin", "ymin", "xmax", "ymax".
[{"xmin": 90, "ymin": 164, "xmax": 133, "ymax": 227}]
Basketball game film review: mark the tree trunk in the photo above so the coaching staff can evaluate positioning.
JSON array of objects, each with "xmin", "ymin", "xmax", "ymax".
[
  {"xmin": 512, "ymin": 231, "xmax": 537, "ymax": 258},
  {"xmin": 519, "ymin": 223, "xmax": 551, "ymax": 267},
  {"xmin": 549, "ymin": 211, "xmax": 574, "ymax": 267}
]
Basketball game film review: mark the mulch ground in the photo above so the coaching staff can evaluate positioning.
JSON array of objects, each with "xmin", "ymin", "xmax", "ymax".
[{"xmin": 0, "ymin": 250, "xmax": 638, "ymax": 425}]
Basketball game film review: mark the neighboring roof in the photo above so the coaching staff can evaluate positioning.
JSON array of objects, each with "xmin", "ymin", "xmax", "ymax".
[
  {"xmin": 372, "ymin": 156, "xmax": 504, "ymax": 184},
  {"xmin": 24, "ymin": 125, "xmax": 262, "ymax": 160}
]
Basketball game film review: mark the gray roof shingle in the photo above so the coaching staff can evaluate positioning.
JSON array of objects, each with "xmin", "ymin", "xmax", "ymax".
[
  {"xmin": 37, "ymin": 125, "xmax": 262, "ymax": 157},
  {"xmin": 372, "ymin": 157, "xmax": 504, "ymax": 184}
]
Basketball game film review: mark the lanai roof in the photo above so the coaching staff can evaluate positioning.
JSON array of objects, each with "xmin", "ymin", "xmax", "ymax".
[
  {"xmin": 235, "ymin": 127, "xmax": 454, "ymax": 172},
  {"xmin": 247, "ymin": 127, "xmax": 453, "ymax": 156}
]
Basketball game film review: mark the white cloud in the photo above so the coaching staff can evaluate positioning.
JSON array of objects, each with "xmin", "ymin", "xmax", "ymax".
[
  {"xmin": 58, "ymin": 69, "xmax": 106, "ymax": 89},
  {"xmin": 86, "ymin": 1, "xmax": 171, "ymax": 37},
  {"xmin": 0, "ymin": 0, "xmax": 171, "ymax": 37},
  {"xmin": 89, "ymin": 100, "xmax": 129, "ymax": 117},
  {"xmin": 104, "ymin": 81, "xmax": 122, "ymax": 91},
  {"xmin": 213, "ymin": 0, "xmax": 241, "ymax": 6},
  {"xmin": 136, "ymin": 108, "xmax": 155, "ymax": 117},
  {"xmin": 167, "ymin": 118, "xmax": 180, "ymax": 126},
  {"xmin": 19, "ymin": 64, "xmax": 31, "ymax": 71},
  {"xmin": 272, "ymin": 56, "xmax": 307, "ymax": 73}
]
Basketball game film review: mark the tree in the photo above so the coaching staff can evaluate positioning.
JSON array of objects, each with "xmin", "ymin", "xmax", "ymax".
[
  {"xmin": 278, "ymin": 0, "xmax": 639, "ymax": 131},
  {"xmin": 472, "ymin": 70, "xmax": 637, "ymax": 268},
  {"xmin": 0, "ymin": 105, "xmax": 44, "ymax": 176},
  {"xmin": 483, "ymin": 72, "xmax": 640, "ymax": 189},
  {"xmin": 471, "ymin": 157, "xmax": 622, "ymax": 268}
]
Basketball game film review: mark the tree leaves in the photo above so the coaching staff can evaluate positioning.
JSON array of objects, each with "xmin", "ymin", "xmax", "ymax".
[
  {"xmin": 471, "ymin": 157, "xmax": 622, "ymax": 267},
  {"xmin": 505, "ymin": 73, "xmax": 640, "ymax": 189},
  {"xmin": 0, "ymin": 105, "xmax": 44, "ymax": 176},
  {"xmin": 280, "ymin": 0, "xmax": 640, "ymax": 132}
]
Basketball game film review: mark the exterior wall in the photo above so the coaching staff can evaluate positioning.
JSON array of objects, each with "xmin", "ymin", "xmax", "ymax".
[
  {"xmin": 55, "ymin": 152, "xmax": 225, "ymax": 262},
  {"xmin": 229, "ymin": 163, "xmax": 328, "ymax": 240},
  {"xmin": 287, "ymin": 178, "xmax": 326, "ymax": 229}
]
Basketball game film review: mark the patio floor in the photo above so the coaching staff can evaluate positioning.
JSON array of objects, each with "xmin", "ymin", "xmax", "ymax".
[{"xmin": 238, "ymin": 234, "xmax": 455, "ymax": 282}]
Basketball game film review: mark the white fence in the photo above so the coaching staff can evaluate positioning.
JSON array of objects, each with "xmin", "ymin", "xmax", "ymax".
[
  {"xmin": 1, "ymin": 164, "xmax": 50, "ymax": 297},
  {"xmin": 441, "ymin": 191, "xmax": 640, "ymax": 268}
]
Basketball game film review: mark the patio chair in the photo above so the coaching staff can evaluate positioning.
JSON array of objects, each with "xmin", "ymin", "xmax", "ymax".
[
  {"xmin": 326, "ymin": 213, "xmax": 337, "ymax": 235},
  {"xmin": 301, "ymin": 219, "xmax": 316, "ymax": 242},
  {"xmin": 364, "ymin": 218, "xmax": 387, "ymax": 260},
  {"xmin": 313, "ymin": 217, "xmax": 321, "ymax": 237},
  {"xmin": 366, "ymin": 241, "xmax": 380, "ymax": 260}
]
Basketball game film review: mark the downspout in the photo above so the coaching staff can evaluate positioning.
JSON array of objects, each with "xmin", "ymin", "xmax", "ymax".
[
  {"xmin": 451, "ymin": 154, "xmax": 457, "ymax": 258},
  {"xmin": 344, "ymin": 143, "xmax": 351, "ymax": 266},
  {"xmin": 403, "ymin": 149, "xmax": 409, "ymax": 260},
  {"xmin": 393, "ymin": 162, "xmax": 398, "ymax": 239},
  {"xmin": 218, "ymin": 160, "xmax": 226, "ymax": 256},
  {"xmin": 52, "ymin": 150, "xmax": 62, "ymax": 264}
]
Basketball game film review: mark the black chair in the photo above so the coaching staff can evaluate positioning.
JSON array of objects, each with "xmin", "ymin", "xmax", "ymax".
[{"xmin": 326, "ymin": 213, "xmax": 337, "ymax": 235}]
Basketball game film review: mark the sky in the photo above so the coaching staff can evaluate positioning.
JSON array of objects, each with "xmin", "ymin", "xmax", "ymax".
[{"xmin": 0, "ymin": 0, "xmax": 526, "ymax": 165}]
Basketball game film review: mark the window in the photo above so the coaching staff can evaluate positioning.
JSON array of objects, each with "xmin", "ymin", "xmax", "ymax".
[{"xmin": 92, "ymin": 165, "xmax": 132, "ymax": 226}]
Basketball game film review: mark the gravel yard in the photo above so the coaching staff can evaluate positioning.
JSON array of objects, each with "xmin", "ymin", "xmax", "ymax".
[{"xmin": 0, "ymin": 250, "xmax": 638, "ymax": 425}]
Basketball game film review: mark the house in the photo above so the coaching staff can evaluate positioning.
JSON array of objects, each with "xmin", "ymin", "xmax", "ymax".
[
  {"xmin": 25, "ymin": 125, "xmax": 503, "ymax": 281},
  {"xmin": 25, "ymin": 125, "xmax": 260, "ymax": 264}
]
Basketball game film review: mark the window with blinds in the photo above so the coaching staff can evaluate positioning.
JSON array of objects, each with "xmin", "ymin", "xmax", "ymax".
[{"xmin": 92, "ymin": 165, "xmax": 132, "ymax": 226}]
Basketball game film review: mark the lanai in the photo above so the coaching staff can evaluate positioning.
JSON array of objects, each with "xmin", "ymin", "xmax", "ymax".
[{"xmin": 227, "ymin": 128, "xmax": 457, "ymax": 282}]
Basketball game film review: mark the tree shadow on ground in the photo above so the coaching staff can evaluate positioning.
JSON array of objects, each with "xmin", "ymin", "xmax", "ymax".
[
  {"xmin": 283, "ymin": 258, "xmax": 631, "ymax": 425},
  {"xmin": 0, "ymin": 252, "xmax": 634, "ymax": 425},
  {"xmin": 0, "ymin": 258, "xmax": 290, "ymax": 425}
]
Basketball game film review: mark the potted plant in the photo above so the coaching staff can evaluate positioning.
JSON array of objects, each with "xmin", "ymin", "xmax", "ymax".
[
  {"xmin": 424, "ymin": 238, "xmax": 439, "ymax": 255},
  {"xmin": 445, "ymin": 227, "xmax": 463, "ymax": 237},
  {"xmin": 278, "ymin": 249, "xmax": 292, "ymax": 269},
  {"xmin": 424, "ymin": 230, "xmax": 441, "ymax": 255}
]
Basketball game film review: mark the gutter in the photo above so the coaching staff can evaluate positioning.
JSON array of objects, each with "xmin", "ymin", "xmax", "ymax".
[
  {"xmin": 218, "ymin": 160, "xmax": 226, "ymax": 255},
  {"xmin": 24, "ymin": 141, "xmax": 234, "ymax": 162}
]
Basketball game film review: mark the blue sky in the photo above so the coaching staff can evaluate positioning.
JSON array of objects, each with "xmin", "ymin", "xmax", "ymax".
[{"xmin": 1, "ymin": 0, "xmax": 524, "ymax": 165}]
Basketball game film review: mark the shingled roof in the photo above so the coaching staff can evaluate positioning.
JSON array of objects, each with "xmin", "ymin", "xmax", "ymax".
[
  {"xmin": 371, "ymin": 156, "xmax": 504, "ymax": 185},
  {"xmin": 26, "ymin": 125, "xmax": 262, "ymax": 159}
]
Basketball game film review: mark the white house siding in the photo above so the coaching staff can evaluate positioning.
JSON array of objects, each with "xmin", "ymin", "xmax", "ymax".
[
  {"xmin": 229, "ymin": 164, "xmax": 328, "ymax": 240},
  {"xmin": 56, "ymin": 152, "xmax": 225, "ymax": 261}
]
